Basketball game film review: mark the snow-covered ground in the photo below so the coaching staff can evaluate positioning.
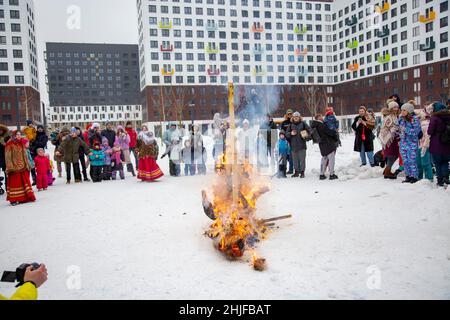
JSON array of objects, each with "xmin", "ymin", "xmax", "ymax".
[{"xmin": 0, "ymin": 135, "xmax": 449, "ymax": 300}]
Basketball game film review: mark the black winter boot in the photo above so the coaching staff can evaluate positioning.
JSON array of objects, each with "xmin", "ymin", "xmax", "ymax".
[
  {"xmin": 291, "ymin": 171, "xmax": 300, "ymax": 178},
  {"xmin": 402, "ymin": 176, "xmax": 412, "ymax": 183},
  {"xmin": 127, "ymin": 163, "xmax": 136, "ymax": 177}
]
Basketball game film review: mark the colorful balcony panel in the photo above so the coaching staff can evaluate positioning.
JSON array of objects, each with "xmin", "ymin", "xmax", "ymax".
[
  {"xmin": 420, "ymin": 40, "xmax": 435, "ymax": 51},
  {"xmin": 376, "ymin": 27, "xmax": 390, "ymax": 38},
  {"xmin": 419, "ymin": 11, "xmax": 436, "ymax": 23},
  {"xmin": 345, "ymin": 16, "xmax": 357, "ymax": 26},
  {"xmin": 161, "ymin": 68, "xmax": 174, "ymax": 76},
  {"xmin": 347, "ymin": 63, "xmax": 359, "ymax": 72},
  {"xmin": 346, "ymin": 40, "xmax": 359, "ymax": 49},
  {"xmin": 159, "ymin": 21, "xmax": 172, "ymax": 29},
  {"xmin": 251, "ymin": 25, "xmax": 265, "ymax": 32},
  {"xmin": 294, "ymin": 48, "xmax": 308, "ymax": 56},
  {"xmin": 377, "ymin": 53, "xmax": 390, "ymax": 64},
  {"xmin": 205, "ymin": 45, "xmax": 219, "ymax": 54},
  {"xmin": 375, "ymin": 2, "xmax": 390, "ymax": 14},
  {"xmin": 205, "ymin": 24, "xmax": 218, "ymax": 31},
  {"xmin": 160, "ymin": 45, "xmax": 173, "ymax": 52},
  {"xmin": 294, "ymin": 25, "xmax": 307, "ymax": 34},
  {"xmin": 207, "ymin": 69, "xmax": 220, "ymax": 76}
]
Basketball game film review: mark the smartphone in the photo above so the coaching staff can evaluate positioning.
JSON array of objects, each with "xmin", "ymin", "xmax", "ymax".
[{"xmin": 1, "ymin": 271, "xmax": 16, "ymax": 283}]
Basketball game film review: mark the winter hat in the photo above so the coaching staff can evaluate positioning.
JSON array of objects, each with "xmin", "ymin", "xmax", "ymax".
[
  {"xmin": 116, "ymin": 125, "xmax": 124, "ymax": 132},
  {"xmin": 102, "ymin": 137, "xmax": 109, "ymax": 145},
  {"xmin": 92, "ymin": 123, "xmax": 100, "ymax": 129},
  {"xmin": 292, "ymin": 112, "xmax": 301, "ymax": 118},
  {"xmin": 286, "ymin": 109, "xmax": 294, "ymax": 115},
  {"xmin": 388, "ymin": 101, "xmax": 399, "ymax": 110},
  {"xmin": 86, "ymin": 123, "xmax": 92, "ymax": 130},
  {"xmin": 401, "ymin": 102, "xmax": 415, "ymax": 114},
  {"xmin": 279, "ymin": 130, "xmax": 286, "ymax": 137},
  {"xmin": 37, "ymin": 124, "xmax": 44, "ymax": 130},
  {"xmin": 70, "ymin": 127, "xmax": 77, "ymax": 134},
  {"xmin": 26, "ymin": 120, "xmax": 33, "ymax": 126},
  {"xmin": 433, "ymin": 102, "xmax": 447, "ymax": 113},
  {"xmin": 93, "ymin": 142, "xmax": 101, "ymax": 148},
  {"xmin": 243, "ymin": 119, "xmax": 250, "ymax": 125}
]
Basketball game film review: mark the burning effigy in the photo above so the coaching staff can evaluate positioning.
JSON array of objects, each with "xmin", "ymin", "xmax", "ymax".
[{"xmin": 202, "ymin": 82, "xmax": 291, "ymax": 271}]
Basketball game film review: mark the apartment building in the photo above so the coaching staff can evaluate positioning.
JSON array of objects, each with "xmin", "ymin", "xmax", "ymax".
[
  {"xmin": 137, "ymin": 0, "xmax": 449, "ymax": 122},
  {"xmin": 0, "ymin": 0, "xmax": 40, "ymax": 127}
]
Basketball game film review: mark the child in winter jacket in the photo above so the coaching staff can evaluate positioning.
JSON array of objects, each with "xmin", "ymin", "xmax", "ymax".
[
  {"xmin": 277, "ymin": 131, "xmax": 291, "ymax": 178},
  {"xmin": 89, "ymin": 142, "xmax": 105, "ymax": 183},
  {"xmin": 170, "ymin": 138, "xmax": 182, "ymax": 176},
  {"xmin": 101, "ymin": 137, "xmax": 113, "ymax": 180},
  {"xmin": 399, "ymin": 102, "xmax": 422, "ymax": 183},
  {"xmin": 23, "ymin": 139, "xmax": 37, "ymax": 186},
  {"xmin": 45, "ymin": 153, "xmax": 55, "ymax": 186},
  {"xmin": 324, "ymin": 107, "xmax": 341, "ymax": 147},
  {"xmin": 111, "ymin": 142, "xmax": 125, "ymax": 180},
  {"xmin": 181, "ymin": 140, "xmax": 193, "ymax": 176},
  {"xmin": 34, "ymin": 148, "xmax": 51, "ymax": 191}
]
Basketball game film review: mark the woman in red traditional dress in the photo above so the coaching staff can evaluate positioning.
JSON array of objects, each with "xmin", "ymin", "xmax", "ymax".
[
  {"xmin": 5, "ymin": 130, "xmax": 36, "ymax": 206},
  {"xmin": 136, "ymin": 126, "xmax": 164, "ymax": 182}
]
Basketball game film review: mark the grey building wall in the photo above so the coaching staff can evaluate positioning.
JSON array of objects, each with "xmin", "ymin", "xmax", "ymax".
[{"xmin": 45, "ymin": 42, "xmax": 140, "ymax": 107}]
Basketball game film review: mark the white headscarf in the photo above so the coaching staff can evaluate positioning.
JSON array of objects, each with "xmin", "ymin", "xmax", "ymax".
[{"xmin": 139, "ymin": 127, "xmax": 155, "ymax": 145}]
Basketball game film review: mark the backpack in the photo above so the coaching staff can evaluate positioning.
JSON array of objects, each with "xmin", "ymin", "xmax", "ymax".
[{"xmin": 441, "ymin": 119, "xmax": 450, "ymax": 145}]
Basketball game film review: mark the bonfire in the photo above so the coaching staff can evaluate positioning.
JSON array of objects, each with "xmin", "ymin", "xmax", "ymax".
[{"xmin": 202, "ymin": 82, "xmax": 291, "ymax": 271}]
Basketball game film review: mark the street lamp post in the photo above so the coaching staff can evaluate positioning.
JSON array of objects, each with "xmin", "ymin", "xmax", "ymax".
[
  {"xmin": 15, "ymin": 88, "xmax": 21, "ymax": 131},
  {"xmin": 189, "ymin": 102, "xmax": 195, "ymax": 133}
]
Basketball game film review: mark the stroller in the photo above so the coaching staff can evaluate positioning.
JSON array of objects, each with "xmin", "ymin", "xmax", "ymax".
[{"xmin": 0, "ymin": 169, "xmax": 5, "ymax": 196}]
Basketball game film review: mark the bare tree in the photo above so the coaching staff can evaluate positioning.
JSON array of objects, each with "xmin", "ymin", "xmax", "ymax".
[
  {"xmin": 299, "ymin": 85, "xmax": 328, "ymax": 118},
  {"xmin": 169, "ymin": 86, "xmax": 195, "ymax": 125}
]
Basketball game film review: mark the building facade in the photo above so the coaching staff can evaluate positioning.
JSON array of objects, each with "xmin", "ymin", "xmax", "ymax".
[
  {"xmin": 137, "ymin": 0, "xmax": 449, "ymax": 122},
  {"xmin": 0, "ymin": 0, "xmax": 40, "ymax": 127},
  {"xmin": 45, "ymin": 43, "xmax": 142, "ymax": 128}
]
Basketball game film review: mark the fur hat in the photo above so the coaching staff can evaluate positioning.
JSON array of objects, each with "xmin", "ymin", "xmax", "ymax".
[
  {"xmin": 388, "ymin": 101, "xmax": 399, "ymax": 110},
  {"xmin": 401, "ymin": 102, "xmax": 415, "ymax": 114}
]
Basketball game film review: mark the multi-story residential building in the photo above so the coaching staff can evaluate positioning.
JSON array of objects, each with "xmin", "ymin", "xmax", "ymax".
[
  {"xmin": 137, "ymin": 0, "xmax": 449, "ymax": 123},
  {"xmin": 45, "ymin": 43, "xmax": 142, "ymax": 128},
  {"xmin": 0, "ymin": 0, "xmax": 41, "ymax": 127}
]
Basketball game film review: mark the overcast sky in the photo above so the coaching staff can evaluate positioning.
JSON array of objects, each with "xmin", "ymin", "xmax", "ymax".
[{"xmin": 34, "ymin": 0, "xmax": 139, "ymax": 103}]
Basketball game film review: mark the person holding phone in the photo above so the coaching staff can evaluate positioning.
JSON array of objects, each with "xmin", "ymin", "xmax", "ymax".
[
  {"xmin": 0, "ymin": 264, "xmax": 48, "ymax": 300},
  {"xmin": 352, "ymin": 106, "xmax": 375, "ymax": 167},
  {"xmin": 285, "ymin": 112, "xmax": 312, "ymax": 178}
]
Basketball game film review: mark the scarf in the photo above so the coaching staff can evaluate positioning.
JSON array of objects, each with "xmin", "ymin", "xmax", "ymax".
[
  {"xmin": 139, "ymin": 131, "xmax": 156, "ymax": 145},
  {"xmin": 378, "ymin": 108, "xmax": 399, "ymax": 148}
]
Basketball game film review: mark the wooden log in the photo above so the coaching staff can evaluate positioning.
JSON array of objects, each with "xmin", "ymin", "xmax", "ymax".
[{"xmin": 259, "ymin": 214, "xmax": 292, "ymax": 224}]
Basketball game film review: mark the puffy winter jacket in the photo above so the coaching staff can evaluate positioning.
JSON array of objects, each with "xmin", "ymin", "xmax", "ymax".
[
  {"xmin": 57, "ymin": 135, "xmax": 90, "ymax": 163},
  {"xmin": 0, "ymin": 282, "xmax": 37, "ymax": 300},
  {"xmin": 286, "ymin": 120, "xmax": 312, "ymax": 151},
  {"xmin": 125, "ymin": 127, "xmax": 138, "ymax": 148},
  {"xmin": 89, "ymin": 149, "xmax": 105, "ymax": 167}
]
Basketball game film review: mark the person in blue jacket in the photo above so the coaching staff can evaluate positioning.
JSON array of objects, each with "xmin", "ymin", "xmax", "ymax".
[{"xmin": 89, "ymin": 142, "xmax": 105, "ymax": 183}]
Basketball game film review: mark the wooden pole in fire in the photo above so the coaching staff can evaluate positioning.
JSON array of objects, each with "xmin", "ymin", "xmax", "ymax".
[{"xmin": 228, "ymin": 81, "xmax": 239, "ymax": 206}]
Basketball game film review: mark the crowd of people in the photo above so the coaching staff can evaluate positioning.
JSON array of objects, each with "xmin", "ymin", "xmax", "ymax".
[{"xmin": 0, "ymin": 97, "xmax": 449, "ymax": 206}]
